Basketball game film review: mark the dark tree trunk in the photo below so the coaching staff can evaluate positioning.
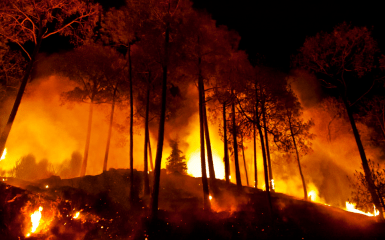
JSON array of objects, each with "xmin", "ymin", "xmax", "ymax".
[
  {"xmin": 198, "ymin": 58, "xmax": 210, "ymax": 211},
  {"xmin": 241, "ymin": 134, "xmax": 249, "ymax": 186},
  {"xmin": 148, "ymin": 133, "xmax": 154, "ymax": 172},
  {"xmin": 256, "ymin": 84, "xmax": 272, "ymax": 213},
  {"xmin": 151, "ymin": 22, "xmax": 169, "ymax": 219},
  {"xmin": 289, "ymin": 116, "xmax": 307, "ymax": 200},
  {"xmin": 80, "ymin": 99, "xmax": 94, "ymax": 177},
  {"xmin": 262, "ymin": 100, "xmax": 274, "ymax": 192},
  {"xmin": 144, "ymin": 79, "xmax": 151, "ymax": 196},
  {"xmin": 103, "ymin": 87, "xmax": 117, "ymax": 172},
  {"xmin": 223, "ymin": 102, "xmax": 230, "ymax": 185},
  {"xmin": 342, "ymin": 95, "xmax": 384, "ymax": 219},
  {"xmin": 231, "ymin": 89, "xmax": 242, "ymax": 190},
  {"xmin": 253, "ymin": 122, "xmax": 257, "ymax": 188},
  {"xmin": 0, "ymin": 30, "xmax": 43, "ymax": 156},
  {"xmin": 128, "ymin": 44, "xmax": 136, "ymax": 201},
  {"xmin": 202, "ymin": 85, "xmax": 216, "ymax": 189}
]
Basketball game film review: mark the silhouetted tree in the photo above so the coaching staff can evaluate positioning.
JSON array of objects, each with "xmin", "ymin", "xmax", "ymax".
[
  {"xmin": 166, "ymin": 139, "xmax": 187, "ymax": 174},
  {"xmin": 294, "ymin": 22, "xmax": 384, "ymax": 218},
  {"xmin": 0, "ymin": 0, "xmax": 98, "ymax": 157}
]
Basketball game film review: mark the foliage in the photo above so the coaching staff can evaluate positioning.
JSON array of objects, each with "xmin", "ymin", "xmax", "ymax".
[
  {"xmin": 11, "ymin": 154, "xmax": 54, "ymax": 180},
  {"xmin": 166, "ymin": 139, "xmax": 187, "ymax": 175},
  {"xmin": 58, "ymin": 151, "xmax": 82, "ymax": 179},
  {"xmin": 0, "ymin": 0, "xmax": 98, "ymax": 56},
  {"xmin": 349, "ymin": 159, "xmax": 385, "ymax": 213}
]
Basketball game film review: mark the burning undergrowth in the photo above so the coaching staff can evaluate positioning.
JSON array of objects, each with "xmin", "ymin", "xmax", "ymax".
[{"xmin": 1, "ymin": 169, "xmax": 385, "ymax": 240}]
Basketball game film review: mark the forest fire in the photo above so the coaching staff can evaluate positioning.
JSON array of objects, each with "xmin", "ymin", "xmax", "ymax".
[{"xmin": 1, "ymin": 0, "xmax": 385, "ymax": 239}]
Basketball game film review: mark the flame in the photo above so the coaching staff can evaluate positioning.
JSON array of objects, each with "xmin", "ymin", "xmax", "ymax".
[
  {"xmin": 308, "ymin": 190, "xmax": 317, "ymax": 202},
  {"xmin": 1, "ymin": 148, "xmax": 6, "ymax": 160},
  {"xmin": 187, "ymin": 150, "xmax": 225, "ymax": 179},
  {"xmin": 73, "ymin": 212, "xmax": 80, "ymax": 219},
  {"xmin": 209, "ymin": 195, "xmax": 212, "ymax": 200},
  {"xmin": 27, "ymin": 206, "xmax": 43, "ymax": 237},
  {"xmin": 345, "ymin": 202, "xmax": 379, "ymax": 217},
  {"xmin": 271, "ymin": 179, "xmax": 275, "ymax": 190}
]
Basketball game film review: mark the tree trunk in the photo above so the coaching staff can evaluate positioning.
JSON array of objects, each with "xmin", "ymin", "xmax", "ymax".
[
  {"xmin": 128, "ymin": 43, "xmax": 136, "ymax": 201},
  {"xmin": 202, "ymin": 82, "xmax": 216, "ymax": 188},
  {"xmin": 342, "ymin": 95, "xmax": 384, "ymax": 219},
  {"xmin": 256, "ymin": 84, "xmax": 272, "ymax": 213},
  {"xmin": 289, "ymin": 116, "xmax": 307, "ymax": 200},
  {"xmin": 198, "ymin": 58, "xmax": 210, "ymax": 211},
  {"xmin": 241, "ymin": 134, "xmax": 249, "ymax": 186},
  {"xmin": 144, "ymin": 80, "xmax": 151, "ymax": 196},
  {"xmin": 151, "ymin": 22, "xmax": 169, "ymax": 219},
  {"xmin": 0, "ymin": 31, "xmax": 43, "ymax": 156},
  {"xmin": 262, "ymin": 100, "xmax": 274, "ymax": 192},
  {"xmin": 148, "ymin": 132, "xmax": 154, "ymax": 172},
  {"xmin": 80, "ymin": 99, "xmax": 94, "ymax": 177},
  {"xmin": 103, "ymin": 87, "xmax": 117, "ymax": 172},
  {"xmin": 223, "ymin": 102, "xmax": 230, "ymax": 185},
  {"xmin": 253, "ymin": 122, "xmax": 257, "ymax": 188},
  {"xmin": 231, "ymin": 89, "xmax": 242, "ymax": 190}
]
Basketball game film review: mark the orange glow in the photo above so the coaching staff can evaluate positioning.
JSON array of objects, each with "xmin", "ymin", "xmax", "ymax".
[
  {"xmin": 187, "ymin": 150, "xmax": 225, "ymax": 179},
  {"xmin": 1, "ymin": 148, "xmax": 6, "ymax": 160}
]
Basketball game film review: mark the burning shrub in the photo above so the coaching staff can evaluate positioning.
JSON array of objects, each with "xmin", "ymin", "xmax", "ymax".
[{"xmin": 349, "ymin": 159, "xmax": 385, "ymax": 214}]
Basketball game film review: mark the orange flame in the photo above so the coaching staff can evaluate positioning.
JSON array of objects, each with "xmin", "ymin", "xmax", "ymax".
[
  {"xmin": 26, "ymin": 206, "xmax": 43, "ymax": 237},
  {"xmin": 1, "ymin": 148, "xmax": 6, "ymax": 160},
  {"xmin": 345, "ymin": 202, "xmax": 379, "ymax": 217}
]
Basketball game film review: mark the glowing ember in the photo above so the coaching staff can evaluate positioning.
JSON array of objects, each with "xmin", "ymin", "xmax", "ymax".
[
  {"xmin": 209, "ymin": 195, "xmax": 213, "ymax": 200},
  {"xmin": 1, "ymin": 148, "xmax": 6, "ymax": 160},
  {"xmin": 45, "ymin": 185, "xmax": 49, "ymax": 189},
  {"xmin": 345, "ymin": 202, "xmax": 379, "ymax": 217},
  {"xmin": 27, "ymin": 206, "xmax": 43, "ymax": 236},
  {"xmin": 73, "ymin": 212, "xmax": 80, "ymax": 219}
]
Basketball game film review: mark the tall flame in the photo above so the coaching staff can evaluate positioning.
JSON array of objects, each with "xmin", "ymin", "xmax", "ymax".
[
  {"xmin": 1, "ymin": 148, "xmax": 6, "ymax": 160},
  {"xmin": 28, "ymin": 206, "xmax": 43, "ymax": 237}
]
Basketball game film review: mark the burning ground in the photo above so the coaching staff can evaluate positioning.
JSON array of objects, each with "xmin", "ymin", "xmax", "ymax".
[{"xmin": 1, "ymin": 170, "xmax": 385, "ymax": 240}]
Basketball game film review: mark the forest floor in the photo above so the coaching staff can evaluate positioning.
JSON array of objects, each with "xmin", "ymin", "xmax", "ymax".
[{"xmin": 1, "ymin": 169, "xmax": 384, "ymax": 240}]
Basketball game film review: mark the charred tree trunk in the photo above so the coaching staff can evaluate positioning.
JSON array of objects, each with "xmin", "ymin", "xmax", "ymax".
[
  {"xmin": 202, "ymin": 87, "xmax": 216, "ymax": 189},
  {"xmin": 342, "ymin": 95, "xmax": 384, "ymax": 219},
  {"xmin": 198, "ymin": 57, "xmax": 210, "ymax": 211},
  {"xmin": 262, "ymin": 100, "xmax": 274, "ymax": 192},
  {"xmin": 223, "ymin": 102, "xmax": 230, "ymax": 185},
  {"xmin": 253, "ymin": 122, "xmax": 257, "ymax": 188},
  {"xmin": 80, "ymin": 98, "xmax": 94, "ymax": 177},
  {"xmin": 231, "ymin": 90, "xmax": 242, "ymax": 190},
  {"xmin": 103, "ymin": 87, "xmax": 117, "ymax": 172},
  {"xmin": 0, "ymin": 29, "xmax": 43, "ymax": 156},
  {"xmin": 241, "ymin": 134, "xmax": 249, "ymax": 186},
  {"xmin": 128, "ymin": 43, "xmax": 136, "ymax": 201},
  {"xmin": 148, "ymin": 133, "xmax": 154, "ymax": 172},
  {"xmin": 143, "ymin": 78, "xmax": 151, "ymax": 196},
  {"xmin": 256, "ymin": 85, "xmax": 272, "ymax": 213},
  {"xmin": 289, "ymin": 116, "xmax": 307, "ymax": 200},
  {"xmin": 151, "ymin": 22, "xmax": 170, "ymax": 219}
]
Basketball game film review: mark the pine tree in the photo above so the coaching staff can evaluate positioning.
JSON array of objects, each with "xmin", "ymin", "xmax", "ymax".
[{"xmin": 166, "ymin": 139, "xmax": 187, "ymax": 175}]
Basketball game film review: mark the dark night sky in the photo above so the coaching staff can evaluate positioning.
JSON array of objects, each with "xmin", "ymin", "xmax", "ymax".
[{"xmin": 192, "ymin": 0, "xmax": 385, "ymax": 71}]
